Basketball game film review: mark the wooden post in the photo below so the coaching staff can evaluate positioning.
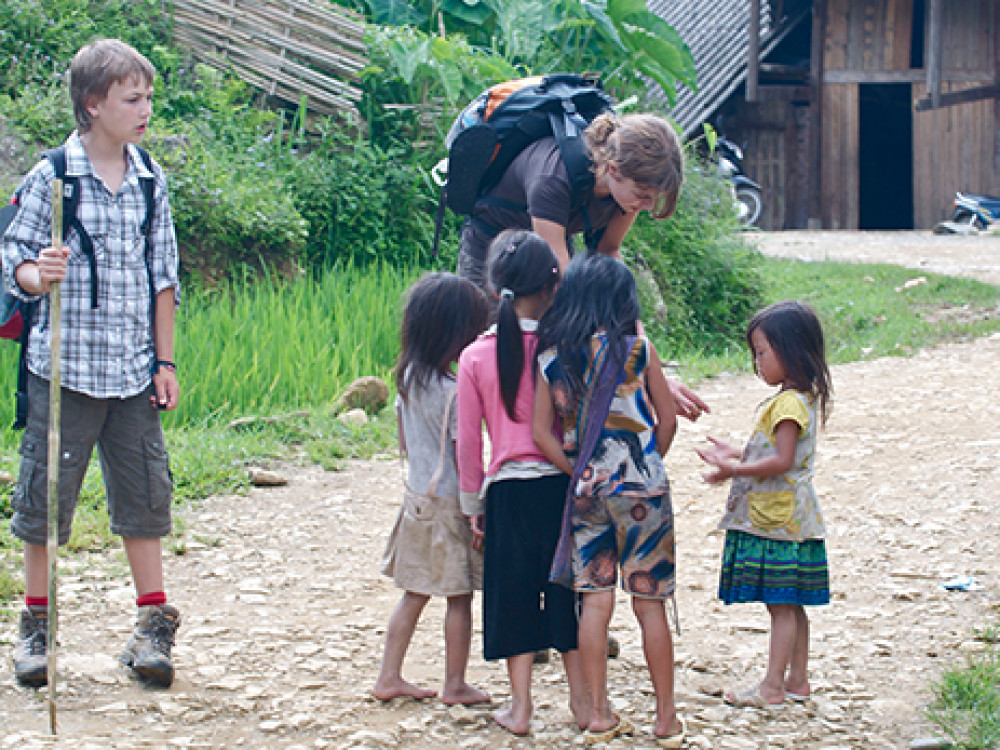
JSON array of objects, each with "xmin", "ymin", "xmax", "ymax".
[
  {"xmin": 747, "ymin": 0, "xmax": 761, "ymax": 102},
  {"xmin": 927, "ymin": 0, "xmax": 942, "ymax": 110},
  {"xmin": 807, "ymin": 0, "xmax": 826, "ymax": 228},
  {"xmin": 46, "ymin": 178, "xmax": 63, "ymax": 735}
]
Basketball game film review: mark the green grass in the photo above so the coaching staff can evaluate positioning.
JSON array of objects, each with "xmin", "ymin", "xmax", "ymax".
[
  {"xmin": 925, "ymin": 629, "xmax": 1000, "ymax": 750},
  {"xmin": 657, "ymin": 257, "xmax": 1000, "ymax": 382},
  {"xmin": 2, "ymin": 253, "xmax": 1000, "ymax": 612},
  {"xmin": 0, "ymin": 262, "xmax": 419, "ymax": 441}
]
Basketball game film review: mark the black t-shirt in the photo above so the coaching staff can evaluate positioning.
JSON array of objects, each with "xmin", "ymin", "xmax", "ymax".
[{"xmin": 460, "ymin": 138, "xmax": 622, "ymax": 263}]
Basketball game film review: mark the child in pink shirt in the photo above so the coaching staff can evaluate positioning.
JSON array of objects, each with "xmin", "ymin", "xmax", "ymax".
[{"xmin": 456, "ymin": 230, "xmax": 588, "ymax": 736}]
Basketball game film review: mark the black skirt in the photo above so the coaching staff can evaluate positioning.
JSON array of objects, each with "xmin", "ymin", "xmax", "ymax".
[{"xmin": 482, "ymin": 474, "xmax": 579, "ymax": 660}]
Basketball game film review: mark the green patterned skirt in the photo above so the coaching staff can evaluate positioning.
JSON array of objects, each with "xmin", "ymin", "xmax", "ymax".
[{"xmin": 718, "ymin": 530, "xmax": 829, "ymax": 605}]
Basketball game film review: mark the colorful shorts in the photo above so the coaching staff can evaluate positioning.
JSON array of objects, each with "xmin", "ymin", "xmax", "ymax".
[{"xmin": 572, "ymin": 488, "xmax": 675, "ymax": 598}]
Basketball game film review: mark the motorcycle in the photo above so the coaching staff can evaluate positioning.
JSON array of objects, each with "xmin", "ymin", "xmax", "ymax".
[
  {"xmin": 716, "ymin": 136, "xmax": 763, "ymax": 227},
  {"xmin": 951, "ymin": 192, "xmax": 1000, "ymax": 231},
  {"xmin": 933, "ymin": 191, "xmax": 1000, "ymax": 234}
]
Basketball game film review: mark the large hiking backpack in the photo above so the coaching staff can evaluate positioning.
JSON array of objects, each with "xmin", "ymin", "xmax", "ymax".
[
  {"xmin": 431, "ymin": 74, "xmax": 615, "ymax": 256},
  {"xmin": 0, "ymin": 144, "xmax": 157, "ymax": 429}
]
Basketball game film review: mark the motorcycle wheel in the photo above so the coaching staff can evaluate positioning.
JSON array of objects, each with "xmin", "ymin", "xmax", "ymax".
[
  {"xmin": 951, "ymin": 209, "xmax": 988, "ymax": 231},
  {"xmin": 735, "ymin": 186, "xmax": 763, "ymax": 226}
]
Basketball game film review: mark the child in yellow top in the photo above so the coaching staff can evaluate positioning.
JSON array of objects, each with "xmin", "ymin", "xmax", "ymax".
[{"xmin": 697, "ymin": 301, "xmax": 832, "ymax": 709}]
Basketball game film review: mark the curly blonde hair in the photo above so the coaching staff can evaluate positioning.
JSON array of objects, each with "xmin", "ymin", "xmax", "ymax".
[{"xmin": 584, "ymin": 112, "xmax": 684, "ymax": 219}]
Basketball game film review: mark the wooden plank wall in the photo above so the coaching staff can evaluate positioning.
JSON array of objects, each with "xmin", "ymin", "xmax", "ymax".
[
  {"xmin": 820, "ymin": 83, "xmax": 859, "ymax": 229},
  {"xmin": 745, "ymin": 126, "xmax": 787, "ymax": 229},
  {"xmin": 172, "ymin": 0, "xmax": 366, "ymax": 117},
  {"xmin": 824, "ymin": 0, "xmax": 912, "ymax": 72},
  {"xmin": 939, "ymin": 0, "xmax": 994, "ymax": 76},
  {"xmin": 821, "ymin": 0, "xmax": 912, "ymax": 228},
  {"xmin": 911, "ymin": 2, "xmax": 997, "ymax": 227},
  {"xmin": 819, "ymin": 0, "xmax": 998, "ymax": 229},
  {"xmin": 721, "ymin": 101, "xmax": 790, "ymax": 229}
]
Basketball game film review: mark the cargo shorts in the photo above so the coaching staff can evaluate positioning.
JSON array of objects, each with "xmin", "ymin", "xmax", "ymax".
[{"xmin": 10, "ymin": 373, "xmax": 174, "ymax": 546}]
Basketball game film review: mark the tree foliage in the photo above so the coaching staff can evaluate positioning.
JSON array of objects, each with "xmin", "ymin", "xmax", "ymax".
[{"xmin": 357, "ymin": 0, "xmax": 697, "ymax": 146}]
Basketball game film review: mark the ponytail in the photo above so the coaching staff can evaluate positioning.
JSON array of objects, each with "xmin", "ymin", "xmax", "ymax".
[
  {"xmin": 489, "ymin": 230, "xmax": 560, "ymax": 421},
  {"xmin": 496, "ymin": 289, "xmax": 524, "ymax": 421}
]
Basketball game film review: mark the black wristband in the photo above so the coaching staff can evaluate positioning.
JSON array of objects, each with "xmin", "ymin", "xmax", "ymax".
[{"xmin": 154, "ymin": 360, "xmax": 176, "ymax": 373}]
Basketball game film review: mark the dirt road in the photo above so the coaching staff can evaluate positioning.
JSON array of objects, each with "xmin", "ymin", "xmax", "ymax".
[{"xmin": 2, "ymin": 231, "xmax": 999, "ymax": 749}]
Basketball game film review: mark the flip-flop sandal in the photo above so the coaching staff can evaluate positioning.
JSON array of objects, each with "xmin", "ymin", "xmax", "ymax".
[
  {"xmin": 785, "ymin": 691, "xmax": 810, "ymax": 702},
  {"xmin": 655, "ymin": 716, "xmax": 687, "ymax": 748},
  {"xmin": 723, "ymin": 683, "xmax": 783, "ymax": 709},
  {"xmin": 584, "ymin": 714, "xmax": 634, "ymax": 744}
]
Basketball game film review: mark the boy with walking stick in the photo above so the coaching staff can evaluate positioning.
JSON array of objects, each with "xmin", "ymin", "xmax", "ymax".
[{"xmin": 2, "ymin": 39, "xmax": 182, "ymax": 688}]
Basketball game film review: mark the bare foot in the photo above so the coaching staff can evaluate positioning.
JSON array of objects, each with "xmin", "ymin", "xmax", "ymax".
[
  {"xmin": 653, "ymin": 713, "xmax": 684, "ymax": 739},
  {"xmin": 585, "ymin": 710, "xmax": 621, "ymax": 735},
  {"xmin": 493, "ymin": 705, "xmax": 530, "ymax": 736},
  {"xmin": 441, "ymin": 683, "xmax": 491, "ymax": 706},
  {"xmin": 784, "ymin": 680, "xmax": 811, "ymax": 701},
  {"xmin": 724, "ymin": 682, "xmax": 785, "ymax": 707},
  {"xmin": 372, "ymin": 676, "xmax": 437, "ymax": 701},
  {"xmin": 569, "ymin": 693, "xmax": 592, "ymax": 731}
]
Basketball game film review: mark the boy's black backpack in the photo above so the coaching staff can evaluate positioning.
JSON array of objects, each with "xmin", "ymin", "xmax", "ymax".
[
  {"xmin": 431, "ymin": 74, "xmax": 615, "ymax": 256},
  {"xmin": 0, "ymin": 144, "xmax": 157, "ymax": 429}
]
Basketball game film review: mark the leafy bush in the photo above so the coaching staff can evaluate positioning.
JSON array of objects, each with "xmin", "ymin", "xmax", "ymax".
[
  {"xmin": 0, "ymin": 0, "xmax": 170, "ymax": 99},
  {"xmin": 289, "ymin": 116, "xmax": 440, "ymax": 267},
  {"xmin": 625, "ymin": 155, "xmax": 764, "ymax": 356},
  {"xmin": 0, "ymin": 0, "xmax": 172, "ymax": 145},
  {"xmin": 141, "ymin": 66, "xmax": 308, "ymax": 282}
]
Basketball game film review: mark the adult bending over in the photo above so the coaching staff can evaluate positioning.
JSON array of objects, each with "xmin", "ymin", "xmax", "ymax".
[{"xmin": 457, "ymin": 111, "xmax": 706, "ymax": 421}]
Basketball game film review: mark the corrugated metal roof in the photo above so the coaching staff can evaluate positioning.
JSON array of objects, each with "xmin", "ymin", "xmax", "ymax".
[{"xmin": 648, "ymin": 0, "xmax": 809, "ymax": 137}]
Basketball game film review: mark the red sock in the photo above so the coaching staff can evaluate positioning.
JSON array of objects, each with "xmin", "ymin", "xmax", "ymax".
[
  {"xmin": 136, "ymin": 591, "xmax": 167, "ymax": 607},
  {"xmin": 25, "ymin": 596, "xmax": 48, "ymax": 609}
]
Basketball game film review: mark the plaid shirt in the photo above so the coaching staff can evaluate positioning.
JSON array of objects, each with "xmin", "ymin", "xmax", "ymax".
[{"xmin": 2, "ymin": 132, "xmax": 179, "ymax": 399}]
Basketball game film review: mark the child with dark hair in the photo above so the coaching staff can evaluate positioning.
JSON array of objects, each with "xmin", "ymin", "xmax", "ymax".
[
  {"xmin": 456, "ymin": 230, "xmax": 588, "ymax": 736},
  {"xmin": 374, "ymin": 272, "xmax": 492, "ymax": 706},
  {"xmin": 533, "ymin": 253, "xmax": 684, "ymax": 747},
  {"xmin": 697, "ymin": 300, "xmax": 833, "ymax": 709}
]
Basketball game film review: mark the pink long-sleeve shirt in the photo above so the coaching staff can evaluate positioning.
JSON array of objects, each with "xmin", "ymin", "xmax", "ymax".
[{"xmin": 456, "ymin": 320, "xmax": 561, "ymax": 515}]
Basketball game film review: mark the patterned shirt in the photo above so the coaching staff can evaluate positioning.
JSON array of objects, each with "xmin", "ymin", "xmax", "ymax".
[
  {"xmin": 538, "ymin": 334, "xmax": 670, "ymax": 499},
  {"xmin": 2, "ymin": 132, "xmax": 179, "ymax": 399},
  {"xmin": 717, "ymin": 389, "xmax": 827, "ymax": 541}
]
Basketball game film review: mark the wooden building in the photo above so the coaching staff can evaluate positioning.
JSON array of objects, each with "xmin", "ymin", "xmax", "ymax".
[{"xmin": 651, "ymin": 0, "xmax": 1000, "ymax": 230}]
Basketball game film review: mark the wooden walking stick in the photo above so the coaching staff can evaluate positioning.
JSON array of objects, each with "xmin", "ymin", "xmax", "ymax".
[{"xmin": 46, "ymin": 178, "xmax": 63, "ymax": 734}]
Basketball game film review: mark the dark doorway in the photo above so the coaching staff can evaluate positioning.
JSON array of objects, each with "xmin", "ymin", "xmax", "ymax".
[{"xmin": 859, "ymin": 84, "xmax": 913, "ymax": 229}]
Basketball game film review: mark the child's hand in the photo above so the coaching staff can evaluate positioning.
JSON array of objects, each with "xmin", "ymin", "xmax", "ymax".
[
  {"xmin": 696, "ymin": 437, "xmax": 741, "ymax": 484},
  {"xmin": 468, "ymin": 514, "xmax": 485, "ymax": 551},
  {"xmin": 151, "ymin": 366, "xmax": 180, "ymax": 411},
  {"xmin": 669, "ymin": 379, "xmax": 710, "ymax": 421},
  {"xmin": 35, "ymin": 246, "xmax": 70, "ymax": 292},
  {"xmin": 697, "ymin": 436, "xmax": 740, "ymax": 463},
  {"xmin": 700, "ymin": 463, "xmax": 736, "ymax": 484}
]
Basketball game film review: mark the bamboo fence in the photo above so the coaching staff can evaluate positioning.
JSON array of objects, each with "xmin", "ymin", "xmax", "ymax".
[{"xmin": 171, "ymin": 0, "xmax": 366, "ymax": 116}]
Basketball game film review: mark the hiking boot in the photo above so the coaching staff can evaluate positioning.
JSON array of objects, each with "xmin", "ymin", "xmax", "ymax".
[
  {"xmin": 14, "ymin": 608, "xmax": 48, "ymax": 687},
  {"xmin": 120, "ymin": 604, "xmax": 181, "ymax": 687}
]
